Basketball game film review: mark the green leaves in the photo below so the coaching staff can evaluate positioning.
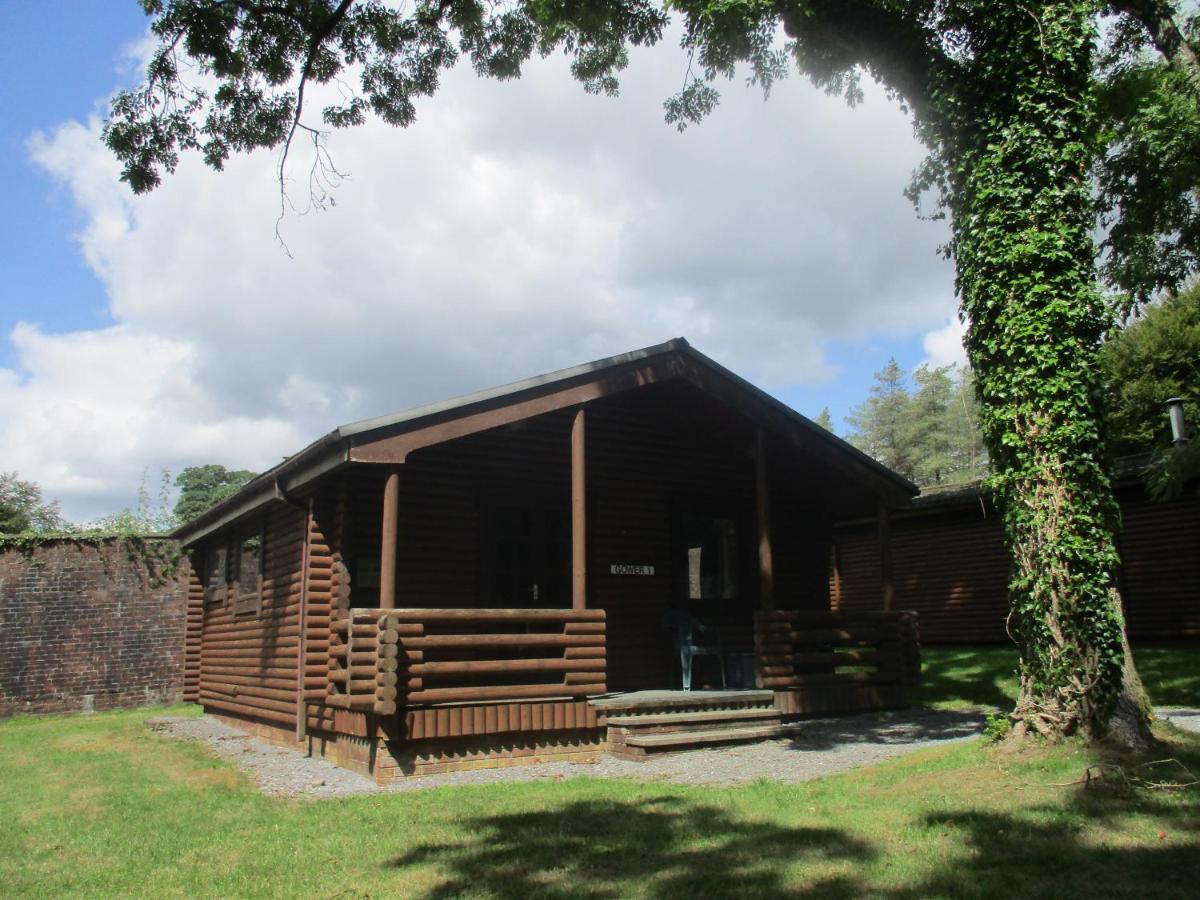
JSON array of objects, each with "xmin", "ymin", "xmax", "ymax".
[{"xmin": 174, "ymin": 464, "xmax": 257, "ymax": 524}]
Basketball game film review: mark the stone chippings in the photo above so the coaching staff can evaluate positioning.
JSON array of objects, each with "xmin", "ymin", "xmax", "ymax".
[
  {"xmin": 148, "ymin": 709, "xmax": 987, "ymax": 799},
  {"xmin": 0, "ymin": 539, "xmax": 188, "ymax": 718},
  {"xmin": 148, "ymin": 715, "xmax": 379, "ymax": 798}
]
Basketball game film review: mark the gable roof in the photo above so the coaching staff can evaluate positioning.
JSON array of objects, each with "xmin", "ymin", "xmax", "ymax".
[{"xmin": 174, "ymin": 338, "xmax": 917, "ymax": 546}]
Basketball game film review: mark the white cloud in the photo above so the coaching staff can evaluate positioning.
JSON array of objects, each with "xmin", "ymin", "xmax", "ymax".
[
  {"xmin": 921, "ymin": 316, "xmax": 969, "ymax": 369},
  {"xmin": 5, "ymin": 33, "xmax": 956, "ymax": 522}
]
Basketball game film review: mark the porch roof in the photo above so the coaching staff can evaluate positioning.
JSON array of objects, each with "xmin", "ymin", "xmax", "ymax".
[{"xmin": 174, "ymin": 337, "xmax": 917, "ymax": 546}]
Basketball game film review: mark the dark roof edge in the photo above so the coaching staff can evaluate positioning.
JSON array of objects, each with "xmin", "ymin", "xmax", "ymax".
[
  {"xmin": 337, "ymin": 338, "xmax": 691, "ymax": 439},
  {"xmin": 173, "ymin": 336, "xmax": 918, "ymax": 545},
  {"xmin": 675, "ymin": 344, "xmax": 918, "ymax": 496},
  {"xmin": 833, "ymin": 453, "xmax": 1158, "ymax": 526},
  {"xmin": 172, "ymin": 339, "xmax": 691, "ymax": 546}
]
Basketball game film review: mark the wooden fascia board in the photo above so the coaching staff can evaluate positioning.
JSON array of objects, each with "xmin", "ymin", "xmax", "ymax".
[
  {"xmin": 673, "ymin": 354, "xmax": 915, "ymax": 506},
  {"xmin": 347, "ymin": 357, "xmax": 685, "ymax": 463},
  {"xmin": 346, "ymin": 347, "xmax": 913, "ymax": 505}
]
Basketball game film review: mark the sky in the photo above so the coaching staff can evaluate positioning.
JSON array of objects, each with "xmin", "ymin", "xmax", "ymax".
[{"xmin": 0, "ymin": 2, "xmax": 963, "ymax": 524}]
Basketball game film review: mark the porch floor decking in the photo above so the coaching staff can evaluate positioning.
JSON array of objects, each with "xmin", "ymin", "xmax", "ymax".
[{"xmin": 588, "ymin": 690, "xmax": 774, "ymax": 711}]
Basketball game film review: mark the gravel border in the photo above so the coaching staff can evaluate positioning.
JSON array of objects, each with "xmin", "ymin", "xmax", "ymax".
[
  {"xmin": 1158, "ymin": 707, "xmax": 1200, "ymax": 735},
  {"xmin": 146, "ymin": 716, "xmax": 379, "ymax": 799},
  {"xmin": 147, "ymin": 709, "xmax": 985, "ymax": 798}
]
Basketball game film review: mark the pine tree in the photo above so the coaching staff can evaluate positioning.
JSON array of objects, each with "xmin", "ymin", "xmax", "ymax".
[
  {"xmin": 907, "ymin": 365, "xmax": 957, "ymax": 486},
  {"xmin": 846, "ymin": 359, "xmax": 915, "ymax": 480}
]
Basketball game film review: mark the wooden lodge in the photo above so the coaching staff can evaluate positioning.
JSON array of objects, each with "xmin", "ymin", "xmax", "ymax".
[{"xmin": 176, "ymin": 339, "xmax": 922, "ymax": 779}]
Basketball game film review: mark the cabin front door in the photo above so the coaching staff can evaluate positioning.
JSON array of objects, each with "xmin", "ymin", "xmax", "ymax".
[{"xmin": 485, "ymin": 498, "xmax": 568, "ymax": 608}]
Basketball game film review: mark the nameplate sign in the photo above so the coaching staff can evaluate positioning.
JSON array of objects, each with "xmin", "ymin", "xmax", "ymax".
[{"xmin": 610, "ymin": 564, "xmax": 655, "ymax": 576}]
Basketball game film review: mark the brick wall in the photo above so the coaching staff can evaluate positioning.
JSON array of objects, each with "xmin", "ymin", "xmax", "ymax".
[{"xmin": 0, "ymin": 538, "xmax": 190, "ymax": 717}]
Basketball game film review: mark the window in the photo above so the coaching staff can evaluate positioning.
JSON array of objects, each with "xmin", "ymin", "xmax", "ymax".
[
  {"xmin": 233, "ymin": 529, "xmax": 264, "ymax": 617},
  {"xmin": 204, "ymin": 544, "xmax": 227, "ymax": 607},
  {"xmin": 351, "ymin": 556, "xmax": 381, "ymax": 607},
  {"xmin": 485, "ymin": 498, "xmax": 567, "ymax": 607},
  {"xmin": 683, "ymin": 514, "xmax": 739, "ymax": 601}
]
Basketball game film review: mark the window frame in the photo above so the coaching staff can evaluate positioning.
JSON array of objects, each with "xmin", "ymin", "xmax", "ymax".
[
  {"xmin": 231, "ymin": 521, "xmax": 265, "ymax": 618},
  {"xmin": 203, "ymin": 542, "xmax": 228, "ymax": 608},
  {"xmin": 675, "ymin": 503, "xmax": 749, "ymax": 604}
]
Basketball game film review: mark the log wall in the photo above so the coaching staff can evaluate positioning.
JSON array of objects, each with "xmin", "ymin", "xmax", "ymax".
[
  {"xmin": 196, "ymin": 504, "xmax": 306, "ymax": 726},
  {"xmin": 184, "ymin": 562, "xmax": 203, "ymax": 702},
  {"xmin": 832, "ymin": 484, "xmax": 1200, "ymax": 643}
]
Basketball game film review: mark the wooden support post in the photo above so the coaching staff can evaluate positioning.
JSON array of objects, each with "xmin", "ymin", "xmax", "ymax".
[
  {"xmin": 878, "ymin": 501, "xmax": 894, "ymax": 612},
  {"xmin": 755, "ymin": 428, "xmax": 775, "ymax": 610},
  {"xmin": 571, "ymin": 408, "xmax": 587, "ymax": 611},
  {"xmin": 380, "ymin": 469, "xmax": 400, "ymax": 610}
]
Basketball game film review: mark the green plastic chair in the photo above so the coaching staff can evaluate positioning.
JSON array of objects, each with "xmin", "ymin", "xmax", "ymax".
[{"xmin": 662, "ymin": 610, "xmax": 726, "ymax": 691}]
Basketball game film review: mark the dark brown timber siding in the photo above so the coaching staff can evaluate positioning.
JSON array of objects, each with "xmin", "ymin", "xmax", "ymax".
[
  {"xmin": 832, "ymin": 484, "xmax": 1200, "ymax": 643},
  {"xmin": 313, "ymin": 381, "xmax": 845, "ymax": 693},
  {"xmin": 197, "ymin": 504, "xmax": 306, "ymax": 726}
]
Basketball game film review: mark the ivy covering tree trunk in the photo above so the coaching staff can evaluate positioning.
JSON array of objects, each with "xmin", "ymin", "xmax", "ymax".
[{"xmin": 946, "ymin": 3, "xmax": 1152, "ymax": 748}]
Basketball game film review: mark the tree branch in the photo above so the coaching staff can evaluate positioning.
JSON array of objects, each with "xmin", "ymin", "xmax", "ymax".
[
  {"xmin": 277, "ymin": 0, "xmax": 357, "ymax": 214},
  {"xmin": 1111, "ymin": 0, "xmax": 1200, "ymax": 93},
  {"xmin": 775, "ymin": 0, "xmax": 953, "ymax": 132}
]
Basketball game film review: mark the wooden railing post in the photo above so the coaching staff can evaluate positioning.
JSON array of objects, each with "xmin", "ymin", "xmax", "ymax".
[
  {"xmin": 339, "ymin": 608, "xmax": 606, "ymax": 705},
  {"xmin": 380, "ymin": 469, "xmax": 400, "ymax": 610},
  {"xmin": 571, "ymin": 409, "xmax": 587, "ymax": 611}
]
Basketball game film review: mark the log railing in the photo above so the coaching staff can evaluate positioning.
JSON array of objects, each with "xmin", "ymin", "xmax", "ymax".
[
  {"xmin": 754, "ymin": 610, "xmax": 920, "ymax": 690},
  {"xmin": 327, "ymin": 610, "xmax": 402, "ymax": 714},
  {"xmin": 327, "ymin": 608, "xmax": 606, "ymax": 711}
]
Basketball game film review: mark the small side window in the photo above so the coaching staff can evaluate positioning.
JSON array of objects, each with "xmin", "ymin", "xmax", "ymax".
[
  {"xmin": 233, "ymin": 530, "xmax": 263, "ymax": 617},
  {"xmin": 204, "ymin": 545, "xmax": 227, "ymax": 607}
]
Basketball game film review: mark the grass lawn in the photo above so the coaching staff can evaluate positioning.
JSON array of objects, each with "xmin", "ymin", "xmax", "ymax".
[
  {"xmin": 2, "ymin": 704, "xmax": 1200, "ymax": 897},
  {"xmin": 916, "ymin": 645, "xmax": 1200, "ymax": 712}
]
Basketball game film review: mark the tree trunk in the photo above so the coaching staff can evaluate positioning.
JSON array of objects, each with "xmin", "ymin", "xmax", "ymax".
[{"xmin": 948, "ymin": 2, "xmax": 1155, "ymax": 750}]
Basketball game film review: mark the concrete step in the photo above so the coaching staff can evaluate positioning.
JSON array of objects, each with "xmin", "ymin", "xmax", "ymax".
[
  {"xmin": 606, "ymin": 707, "xmax": 781, "ymax": 730},
  {"xmin": 619, "ymin": 723, "xmax": 801, "ymax": 755}
]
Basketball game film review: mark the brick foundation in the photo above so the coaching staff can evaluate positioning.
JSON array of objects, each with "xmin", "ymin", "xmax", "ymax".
[{"xmin": 211, "ymin": 710, "xmax": 606, "ymax": 783}]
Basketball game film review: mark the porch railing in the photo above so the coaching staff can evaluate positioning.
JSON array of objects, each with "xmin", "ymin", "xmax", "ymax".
[
  {"xmin": 327, "ymin": 607, "xmax": 606, "ymax": 711},
  {"xmin": 753, "ymin": 610, "xmax": 920, "ymax": 690}
]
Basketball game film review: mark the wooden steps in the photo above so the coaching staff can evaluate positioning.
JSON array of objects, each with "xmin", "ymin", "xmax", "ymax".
[
  {"xmin": 592, "ymin": 690, "xmax": 798, "ymax": 759},
  {"xmin": 605, "ymin": 707, "xmax": 780, "ymax": 729},
  {"xmin": 622, "ymin": 723, "xmax": 800, "ymax": 752}
]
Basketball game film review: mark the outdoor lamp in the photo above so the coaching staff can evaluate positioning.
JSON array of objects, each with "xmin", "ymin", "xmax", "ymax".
[{"xmin": 1165, "ymin": 397, "xmax": 1188, "ymax": 446}]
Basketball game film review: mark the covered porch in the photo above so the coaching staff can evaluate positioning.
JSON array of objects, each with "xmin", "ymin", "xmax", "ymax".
[
  {"xmin": 180, "ymin": 339, "xmax": 921, "ymax": 779},
  {"xmin": 309, "ymin": 369, "xmax": 920, "ymax": 767}
]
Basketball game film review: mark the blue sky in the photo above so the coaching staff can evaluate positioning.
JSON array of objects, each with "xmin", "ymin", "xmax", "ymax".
[
  {"xmin": 0, "ymin": 3, "xmax": 960, "ymax": 521},
  {"xmin": 0, "ymin": 3, "xmax": 149, "ymax": 364}
]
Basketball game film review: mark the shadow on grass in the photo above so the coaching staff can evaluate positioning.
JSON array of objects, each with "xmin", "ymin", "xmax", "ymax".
[
  {"xmin": 388, "ymin": 794, "xmax": 875, "ymax": 898},
  {"xmin": 386, "ymin": 741, "xmax": 1200, "ymax": 898},
  {"xmin": 913, "ymin": 647, "xmax": 1019, "ymax": 710},
  {"xmin": 904, "ymin": 785, "xmax": 1200, "ymax": 898},
  {"xmin": 1135, "ymin": 646, "xmax": 1200, "ymax": 707},
  {"xmin": 784, "ymin": 709, "xmax": 984, "ymax": 753}
]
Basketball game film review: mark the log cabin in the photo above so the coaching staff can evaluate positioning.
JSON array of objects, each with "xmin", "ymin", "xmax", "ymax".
[{"xmin": 175, "ymin": 338, "xmax": 922, "ymax": 780}]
